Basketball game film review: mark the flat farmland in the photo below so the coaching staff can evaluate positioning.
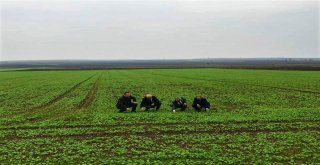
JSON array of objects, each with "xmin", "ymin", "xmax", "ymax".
[{"xmin": 0, "ymin": 68, "xmax": 319, "ymax": 164}]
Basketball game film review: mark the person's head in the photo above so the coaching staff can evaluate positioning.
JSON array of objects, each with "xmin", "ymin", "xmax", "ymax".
[
  {"xmin": 123, "ymin": 92, "xmax": 131, "ymax": 97},
  {"xmin": 196, "ymin": 95, "xmax": 202, "ymax": 100},
  {"xmin": 145, "ymin": 94, "xmax": 152, "ymax": 99},
  {"xmin": 175, "ymin": 97, "xmax": 181, "ymax": 102}
]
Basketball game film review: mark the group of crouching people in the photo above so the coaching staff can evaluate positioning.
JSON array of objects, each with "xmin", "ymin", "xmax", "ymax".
[{"xmin": 116, "ymin": 92, "xmax": 210, "ymax": 113}]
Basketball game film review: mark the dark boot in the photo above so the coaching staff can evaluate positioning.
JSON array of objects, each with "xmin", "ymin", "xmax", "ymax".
[
  {"xmin": 155, "ymin": 103, "xmax": 161, "ymax": 110},
  {"xmin": 131, "ymin": 103, "xmax": 137, "ymax": 112}
]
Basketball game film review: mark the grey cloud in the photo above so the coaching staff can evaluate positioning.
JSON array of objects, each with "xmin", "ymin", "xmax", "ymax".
[{"xmin": 0, "ymin": 0, "xmax": 319, "ymax": 60}]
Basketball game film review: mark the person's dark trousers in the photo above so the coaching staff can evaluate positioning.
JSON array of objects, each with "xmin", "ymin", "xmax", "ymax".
[
  {"xmin": 145, "ymin": 103, "xmax": 161, "ymax": 111},
  {"xmin": 130, "ymin": 103, "xmax": 137, "ymax": 112},
  {"xmin": 154, "ymin": 102, "xmax": 161, "ymax": 110},
  {"xmin": 116, "ymin": 104, "xmax": 126, "ymax": 112},
  {"xmin": 180, "ymin": 104, "xmax": 187, "ymax": 111},
  {"xmin": 192, "ymin": 103, "xmax": 210, "ymax": 112},
  {"xmin": 170, "ymin": 103, "xmax": 175, "ymax": 110},
  {"xmin": 192, "ymin": 105, "xmax": 202, "ymax": 112},
  {"xmin": 118, "ymin": 103, "xmax": 137, "ymax": 112},
  {"xmin": 118, "ymin": 106, "xmax": 126, "ymax": 112},
  {"xmin": 171, "ymin": 104, "xmax": 187, "ymax": 111}
]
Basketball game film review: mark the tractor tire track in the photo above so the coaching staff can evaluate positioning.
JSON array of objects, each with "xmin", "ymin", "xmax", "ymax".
[
  {"xmin": 75, "ymin": 75, "xmax": 101, "ymax": 110},
  {"xmin": 4, "ymin": 75, "xmax": 96, "ymax": 118},
  {"xmin": 34, "ymin": 75, "xmax": 96, "ymax": 110},
  {"xmin": 16, "ymin": 74, "xmax": 101, "ymax": 123}
]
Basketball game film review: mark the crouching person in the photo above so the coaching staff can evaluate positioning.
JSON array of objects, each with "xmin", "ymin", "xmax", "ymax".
[
  {"xmin": 170, "ymin": 97, "xmax": 187, "ymax": 112},
  {"xmin": 140, "ymin": 94, "xmax": 161, "ymax": 111},
  {"xmin": 192, "ymin": 95, "xmax": 210, "ymax": 112},
  {"xmin": 116, "ymin": 92, "xmax": 137, "ymax": 112}
]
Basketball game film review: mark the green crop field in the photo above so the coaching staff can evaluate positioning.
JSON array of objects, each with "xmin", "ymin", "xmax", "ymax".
[{"xmin": 0, "ymin": 68, "xmax": 319, "ymax": 164}]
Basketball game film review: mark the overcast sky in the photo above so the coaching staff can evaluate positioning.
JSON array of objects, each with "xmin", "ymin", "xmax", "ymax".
[{"xmin": 0, "ymin": 0, "xmax": 319, "ymax": 61}]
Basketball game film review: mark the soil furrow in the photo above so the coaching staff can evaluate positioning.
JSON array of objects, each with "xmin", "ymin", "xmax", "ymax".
[
  {"xmin": 2, "ymin": 127, "xmax": 319, "ymax": 141},
  {"xmin": 0, "ymin": 119, "xmax": 319, "ymax": 131}
]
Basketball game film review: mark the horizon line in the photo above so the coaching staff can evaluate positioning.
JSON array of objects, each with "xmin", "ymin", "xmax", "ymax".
[{"xmin": 1, "ymin": 57, "xmax": 319, "ymax": 62}]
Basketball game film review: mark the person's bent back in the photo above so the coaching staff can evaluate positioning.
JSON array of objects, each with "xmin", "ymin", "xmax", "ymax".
[
  {"xmin": 170, "ymin": 97, "xmax": 187, "ymax": 112},
  {"xmin": 116, "ymin": 92, "xmax": 137, "ymax": 112},
  {"xmin": 140, "ymin": 94, "xmax": 161, "ymax": 111},
  {"xmin": 192, "ymin": 95, "xmax": 210, "ymax": 112}
]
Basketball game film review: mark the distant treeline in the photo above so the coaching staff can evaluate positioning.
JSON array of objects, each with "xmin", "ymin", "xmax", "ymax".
[{"xmin": 1, "ymin": 58, "xmax": 320, "ymax": 71}]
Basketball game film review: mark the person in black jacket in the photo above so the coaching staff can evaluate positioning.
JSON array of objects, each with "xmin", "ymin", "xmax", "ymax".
[
  {"xmin": 140, "ymin": 94, "xmax": 161, "ymax": 111},
  {"xmin": 116, "ymin": 92, "xmax": 137, "ymax": 112},
  {"xmin": 192, "ymin": 95, "xmax": 210, "ymax": 112},
  {"xmin": 170, "ymin": 97, "xmax": 187, "ymax": 112}
]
